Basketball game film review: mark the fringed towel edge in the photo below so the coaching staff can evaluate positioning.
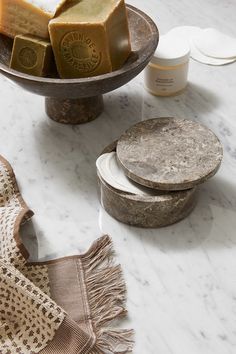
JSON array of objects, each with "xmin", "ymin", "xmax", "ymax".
[{"xmin": 81, "ymin": 235, "xmax": 134, "ymax": 354}]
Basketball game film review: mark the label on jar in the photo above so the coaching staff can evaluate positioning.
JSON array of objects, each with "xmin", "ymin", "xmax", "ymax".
[{"xmin": 144, "ymin": 62, "xmax": 189, "ymax": 96}]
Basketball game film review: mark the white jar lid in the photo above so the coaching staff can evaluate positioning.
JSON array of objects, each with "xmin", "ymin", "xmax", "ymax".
[{"xmin": 151, "ymin": 34, "xmax": 190, "ymax": 67}]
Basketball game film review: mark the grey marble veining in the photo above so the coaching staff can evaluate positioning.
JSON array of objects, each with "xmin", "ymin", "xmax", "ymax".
[
  {"xmin": 1, "ymin": 1, "xmax": 236, "ymax": 353},
  {"xmin": 117, "ymin": 117, "xmax": 223, "ymax": 190}
]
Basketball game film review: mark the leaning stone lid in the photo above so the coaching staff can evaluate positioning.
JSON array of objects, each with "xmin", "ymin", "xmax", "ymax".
[{"xmin": 116, "ymin": 117, "xmax": 223, "ymax": 191}]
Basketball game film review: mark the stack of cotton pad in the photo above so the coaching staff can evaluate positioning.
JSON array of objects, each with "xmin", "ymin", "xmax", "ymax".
[
  {"xmin": 96, "ymin": 151, "xmax": 159, "ymax": 196},
  {"xmin": 166, "ymin": 26, "xmax": 236, "ymax": 66}
]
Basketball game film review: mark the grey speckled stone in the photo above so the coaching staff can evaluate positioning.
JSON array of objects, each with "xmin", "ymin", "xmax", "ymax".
[
  {"xmin": 98, "ymin": 173, "xmax": 197, "ymax": 228},
  {"xmin": 117, "ymin": 117, "xmax": 223, "ymax": 191},
  {"xmin": 97, "ymin": 142, "xmax": 197, "ymax": 228}
]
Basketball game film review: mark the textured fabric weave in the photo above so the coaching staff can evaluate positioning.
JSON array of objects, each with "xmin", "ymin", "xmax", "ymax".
[{"xmin": 0, "ymin": 155, "xmax": 133, "ymax": 354}]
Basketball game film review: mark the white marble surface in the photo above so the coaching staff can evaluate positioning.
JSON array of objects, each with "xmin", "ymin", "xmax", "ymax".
[{"xmin": 1, "ymin": 0, "xmax": 236, "ymax": 353}]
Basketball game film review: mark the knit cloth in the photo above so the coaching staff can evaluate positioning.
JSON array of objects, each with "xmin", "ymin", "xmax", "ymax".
[{"xmin": 0, "ymin": 155, "xmax": 133, "ymax": 354}]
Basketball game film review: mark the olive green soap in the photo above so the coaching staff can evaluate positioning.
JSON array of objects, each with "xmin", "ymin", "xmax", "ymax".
[
  {"xmin": 0, "ymin": 0, "xmax": 70, "ymax": 39},
  {"xmin": 49, "ymin": 0, "xmax": 131, "ymax": 79},
  {"xmin": 10, "ymin": 34, "xmax": 55, "ymax": 77}
]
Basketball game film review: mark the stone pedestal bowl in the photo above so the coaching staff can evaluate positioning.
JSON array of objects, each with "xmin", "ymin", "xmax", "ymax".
[{"xmin": 0, "ymin": 5, "xmax": 158, "ymax": 124}]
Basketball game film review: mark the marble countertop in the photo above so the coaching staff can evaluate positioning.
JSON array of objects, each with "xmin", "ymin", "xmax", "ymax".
[{"xmin": 1, "ymin": 0, "xmax": 236, "ymax": 353}]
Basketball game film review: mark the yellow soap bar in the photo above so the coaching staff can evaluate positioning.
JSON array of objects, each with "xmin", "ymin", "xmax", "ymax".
[
  {"xmin": 49, "ymin": 0, "xmax": 131, "ymax": 78},
  {"xmin": 10, "ymin": 34, "xmax": 56, "ymax": 77},
  {"xmin": 0, "ymin": 0, "xmax": 69, "ymax": 39}
]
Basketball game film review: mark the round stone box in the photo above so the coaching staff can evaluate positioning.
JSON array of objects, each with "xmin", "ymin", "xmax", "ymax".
[{"xmin": 96, "ymin": 117, "xmax": 223, "ymax": 228}]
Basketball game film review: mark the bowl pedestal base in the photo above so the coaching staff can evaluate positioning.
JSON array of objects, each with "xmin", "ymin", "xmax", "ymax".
[
  {"xmin": 45, "ymin": 95, "xmax": 104, "ymax": 124},
  {"xmin": 0, "ymin": 5, "xmax": 159, "ymax": 126}
]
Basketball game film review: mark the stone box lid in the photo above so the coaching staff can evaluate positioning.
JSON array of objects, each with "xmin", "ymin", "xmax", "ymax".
[{"xmin": 116, "ymin": 117, "xmax": 223, "ymax": 191}]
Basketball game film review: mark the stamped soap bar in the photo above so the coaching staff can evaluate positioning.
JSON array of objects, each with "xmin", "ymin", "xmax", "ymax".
[
  {"xmin": 10, "ymin": 34, "xmax": 55, "ymax": 77},
  {"xmin": 0, "ymin": 0, "xmax": 69, "ymax": 39},
  {"xmin": 49, "ymin": 0, "xmax": 131, "ymax": 78}
]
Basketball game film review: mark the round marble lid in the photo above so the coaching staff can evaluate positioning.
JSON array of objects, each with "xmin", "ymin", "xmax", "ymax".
[{"xmin": 116, "ymin": 117, "xmax": 223, "ymax": 191}]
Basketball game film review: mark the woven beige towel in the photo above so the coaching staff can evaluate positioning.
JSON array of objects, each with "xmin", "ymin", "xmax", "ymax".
[{"xmin": 0, "ymin": 155, "xmax": 133, "ymax": 354}]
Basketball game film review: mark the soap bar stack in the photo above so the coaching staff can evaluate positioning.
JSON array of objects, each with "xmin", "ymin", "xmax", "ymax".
[
  {"xmin": 0, "ymin": 0, "xmax": 131, "ymax": 78},
  {"xmin": 49, "ymin": 0, "xmax": 131, "ymax": 78}
]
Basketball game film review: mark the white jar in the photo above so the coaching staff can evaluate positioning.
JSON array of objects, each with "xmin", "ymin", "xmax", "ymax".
[{"xmin": 144, "ymin": 35, "xmax": 190, "ymax": 96}]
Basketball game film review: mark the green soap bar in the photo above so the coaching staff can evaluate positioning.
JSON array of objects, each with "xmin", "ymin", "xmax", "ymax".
[
  {"xmin": 10, "ymin": 34, "xmax": 56, "ymax": 77},
  {"xmin": 49, "ymin": 0, "xmax": 131, "ymax": 79}
]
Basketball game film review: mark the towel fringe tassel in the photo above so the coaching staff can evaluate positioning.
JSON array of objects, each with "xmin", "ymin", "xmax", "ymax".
[{"xmin": 81, "ymin": 235, "xmax": 134, "ymax": 354}]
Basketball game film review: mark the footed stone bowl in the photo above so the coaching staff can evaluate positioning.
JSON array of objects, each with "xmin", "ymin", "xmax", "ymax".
[{"xmin": 0, "ymin": 5, "xmax": 158, "ymax": 125}]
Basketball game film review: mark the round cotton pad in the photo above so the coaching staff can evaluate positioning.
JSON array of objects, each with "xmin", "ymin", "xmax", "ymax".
[
  {"xmin": 167, "ymin": 26, "xmax": 203, "ymax": 43},
  {"xmin": 191, "ymin": 41, "xmax": 235, "ymax": 65},
  {"xmin": 167, "ymin": 26, "xmax": 236, "ymax": 65},
  {"xmin": 194, "ymin": 28, "xmax": 236, "ymax": 59},
  {"xmin": 96, "ymin": 152, "xmax": 156, "ymax": 196}
]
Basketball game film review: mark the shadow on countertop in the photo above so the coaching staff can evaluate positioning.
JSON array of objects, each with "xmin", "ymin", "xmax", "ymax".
[
  {"xmin": 141, "ymin": 82, "xmax": 221, "ymax": 123},
  {"xmin": 31, "ymin": 89, "xmax": 143, "ymax": 194},
  {"xmin": 100, "ymin": 175, "xmax": 236, "ymax": 252}
]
